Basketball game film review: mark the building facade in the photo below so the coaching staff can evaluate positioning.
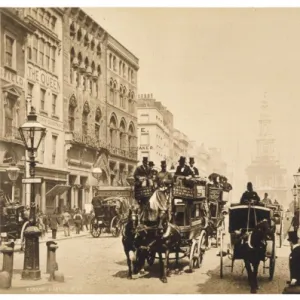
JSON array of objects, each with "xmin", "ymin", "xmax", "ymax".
[
  {"xmin": 22, "ymin": 8, "xmax": 67, "ymax": 214},
  {"xmin": 106, "ymin": 34, "xmax": 139, "ymax": 185},
  {"xmin": 173, "ymin": 128, "xmax": 189, "ymax": 166},
  {"xmin": 137, "ymin": 94, "xmax": 173, "ymax": 168},
  {"xmin": 245, "ymin": 100, "xmax": 287, "ymax": 204},
  {"xmin": 0, "ymin": 8, "xmax": 35, "ymax": 204}
]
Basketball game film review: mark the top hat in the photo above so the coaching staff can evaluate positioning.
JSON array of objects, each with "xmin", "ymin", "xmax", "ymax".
[
  {"xmin": 288, "ymin": 231, "xmax": 298, "ymax": 244},
  {"xmin": 161, "ymin": 160, "xmax": 167, "ymax": 166},
  {"xmin": 178, "ymin": 156, "xmax": 186, "ymax": 163},
  {"xmin": 149, "ymin": 161, "xmax": 155, "ymax": 167},
  {"xmin": 189, "ymin": 157, "xmax": 195, "ymax": 164},
  {"xmin": 142, "ymin": 157, "xmax": 148, "ymax": 163}
]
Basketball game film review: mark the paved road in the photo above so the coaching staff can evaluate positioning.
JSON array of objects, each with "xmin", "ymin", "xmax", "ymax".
[{"xmin": 1, "ymin": 226, "xmax": 291, "ymax": 294}]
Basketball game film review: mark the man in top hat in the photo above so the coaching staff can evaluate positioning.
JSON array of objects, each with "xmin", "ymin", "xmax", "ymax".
[
  {"xmin": 133, "ymin": 157, "xmax": 151, "ymax": 187},
  {"xmin": 189, "ymin": 157, "xmax": 199, "ymax": 176},
  {"xmin": 287, "ymin": 230, "xmax": 300, "ymax": 287},
  {"xmin": 175, "ymin": 156, "xmax": 193, "ymax": 177},
  {"xmin": 240, "ymin": 182, "xmax": 260, "ymax": 205}
]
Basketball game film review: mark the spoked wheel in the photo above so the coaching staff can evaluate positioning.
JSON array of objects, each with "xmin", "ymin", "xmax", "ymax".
[
  {"xmin": 219, "ymin": 227, "xmax": 224, "ymax": 279},
  {"xmin": 269, "ymin": 239, "xmax": 276, "ymax": 280},
  {"xmin": 189, "ymin": 239, "xmax": 200, "ymax": 272},
  {"xmin": 197, "ymin": 230, "xmax": 207, "ymax": 267},
  {"xmin": 147, "ymin": 251, "xmax": 156, "ymax": 266},
  {"xmin": 90, "ymin": 218, "xmax": 101, "ymax": 238},
  {"xmin": 110, "ymin": 216, "xmax": 121, "ymax": 237}
]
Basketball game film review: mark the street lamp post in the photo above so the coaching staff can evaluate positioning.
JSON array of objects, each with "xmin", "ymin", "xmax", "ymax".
[
  {"xmin": 6, "ymin": 163, "xmax": 20, "ymax": 203},
  {"xmin": 292, "ymin": 184, "xmax": 298, "ymax": 214},
  {"xmin": 18, "ymin": 106, "xmax": 46, "ymax": 280},
  {"xmin": 293, "ymin": 168, "xmax": 300, "ymax": 233},
  {"xmin": 92, "ymin": 167, "xmax": 103, "ymax": 185}
]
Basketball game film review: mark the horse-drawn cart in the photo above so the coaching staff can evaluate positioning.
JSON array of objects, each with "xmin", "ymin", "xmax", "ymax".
[
  {"xmin": 220, "ymin": 204, "xmax": 276, "ymax": 283},
  {"xmin": 90, "ymin": 196, "xmax": 130, "ymax": 238}
]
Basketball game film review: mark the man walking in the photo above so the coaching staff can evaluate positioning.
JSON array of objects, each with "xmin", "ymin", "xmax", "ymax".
[
  {"xmin": 62, "ymin": 209, "xmax": 71, "ymax": 237},
  {"xmin": 73, "ymin": 209, "xmax": 83, "ymax": 234},
  {"xmin": 49, "ymin": 209, "xmax": 60, "ymax": 239}
]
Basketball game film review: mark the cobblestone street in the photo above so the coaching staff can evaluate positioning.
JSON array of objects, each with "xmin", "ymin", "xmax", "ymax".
[{"xmin": 0, "ymin": 221, "xmax": 292, "ymax": 294}]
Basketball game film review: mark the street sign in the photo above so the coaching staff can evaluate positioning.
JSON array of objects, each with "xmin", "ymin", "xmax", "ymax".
[{"xmin": 22, "ymin": 177, "xmax": 43, "ymax": 184}]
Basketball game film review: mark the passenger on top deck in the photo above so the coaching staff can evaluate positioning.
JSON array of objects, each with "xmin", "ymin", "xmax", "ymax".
[
  {"xmin": 133, "ymin": 157, "xmax": 151, "ymax": 187},
  {"xmin": 240, "ymin": 182, "xmax": 261, "ymax": 205}
]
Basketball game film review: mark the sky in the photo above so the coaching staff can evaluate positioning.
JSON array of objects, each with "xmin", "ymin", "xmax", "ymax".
[{"xmin": 84, "ymin": 7, "xmax": 300, "ymax": 199}]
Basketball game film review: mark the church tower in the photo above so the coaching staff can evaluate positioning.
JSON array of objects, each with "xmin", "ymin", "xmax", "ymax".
[{"xmin": 245, "ymin": 98, "xmax": 287, "ymax": 205}]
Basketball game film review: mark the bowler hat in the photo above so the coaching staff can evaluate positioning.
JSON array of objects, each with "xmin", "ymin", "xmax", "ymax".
[
  {"xmin": 189, "ymin": 157, "xmax": 195, "ymax": 164},
  {"xmin": 149, "ymin": 161, "xmax": 155, "ymax": 167},
  {"xmin": 178, "ymin": 156, "xmax": 186, "ymax": 163},
  {"xmin": 142, "ymin": 157, "xmax": 148, "ymax": 163}
]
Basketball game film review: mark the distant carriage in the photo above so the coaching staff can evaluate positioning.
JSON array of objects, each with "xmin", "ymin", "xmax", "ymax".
[
  {"xmin": 90, "ymin": 196, "xmax": 131, "ymax": 238},
  {"xmin": 219, "ymin": 204, "xmax": 276, "ymax": 280}
]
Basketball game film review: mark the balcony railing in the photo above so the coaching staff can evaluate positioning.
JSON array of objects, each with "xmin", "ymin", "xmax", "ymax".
[
  {"xmin": 4, "ymin": 126, "xmax": 22, "ymax": 141},
  {"xmin": 71, "ymin": 131, "xmax": 108, "ymax": 150},
  {"xmin": 108, "ymin": 145, "xmax": 138, "ymax": 160}
]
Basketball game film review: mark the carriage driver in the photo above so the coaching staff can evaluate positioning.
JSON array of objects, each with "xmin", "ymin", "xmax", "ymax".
[
  {"xmin": 240, "ymin": 182, "xmax": 261, "ymax": 205},
  {"xmin": 133, "ymin": 157, "xmax": 151, "ymax": 187}
]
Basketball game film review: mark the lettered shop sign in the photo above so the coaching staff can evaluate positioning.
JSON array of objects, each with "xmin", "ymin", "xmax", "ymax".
[{"xmin": 27, "ymin": 64, "xmax": 60, "ymax": 93}]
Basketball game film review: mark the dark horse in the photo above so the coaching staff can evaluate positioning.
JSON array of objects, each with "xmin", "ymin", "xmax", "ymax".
[{"xmin": 239, "ymin": 219, "xmax": 273, "ymax": 293}]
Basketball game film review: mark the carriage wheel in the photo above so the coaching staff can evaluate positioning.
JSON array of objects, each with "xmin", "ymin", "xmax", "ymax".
[
  {"xmin": 189, "ymin": 239, "xmax": 200, "ymax": 272},
  {"xmin": 219, "ymin": 227, "xmax": 224, "ymax": 279},
  {"xmin": 110, "ymin": 216, "xmax": 121, "ymax": 237},
  {"xmin": 147, "ymin": 251, "xmax": 156, "ymax": 266},
  {"xmin": 197, "ymin": 230, "xmax": 207, "ymax": 267},
  {"xmin": 269, "ymin": 239, "xmax": 276, "ymax": 280},
  {"xmin": 90, "ymin": 218, "xmax": 101, "ymax": 238}
]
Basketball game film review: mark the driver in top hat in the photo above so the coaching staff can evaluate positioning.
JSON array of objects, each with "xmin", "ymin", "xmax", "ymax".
[
  {"xmin": 189, "ymin": 157, "xmax": 199, "ymax": 176},
  {"xmin": 240, "ymin": 182, "xmax": 261, "ymax": 205},
  {"xmin": 133, "ymin": 157, "xmax": 151, "ymax": 187},
  {"xmin": 175, "ymin": 156, "xmax": 193, "ymax": 177}
]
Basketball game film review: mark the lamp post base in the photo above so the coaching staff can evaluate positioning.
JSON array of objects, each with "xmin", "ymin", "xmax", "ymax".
[{"xmin": 21, "ymin": 226, "xmax": 41, "ymax": 281}]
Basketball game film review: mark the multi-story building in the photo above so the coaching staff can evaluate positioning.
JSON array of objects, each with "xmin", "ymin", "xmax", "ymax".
[
  {"xmin": 173, "ymin": 128, "xmax": 189, "ymax": 166},
  {"xmin": 137, "ymin": 94, "xmax": 173, "ymax": 168},
  {"xmin": 62, "ymin": 8, "xmax": 109, "ymax": 210},
  {"xmin": 0, "ymin": 8, "xmax": 35, "ymax": 204},
  {"xmin": 21, "ymin": 8, "xmax": 67, "ymax": 214},
  {"xmin": 245, "ymin": 100, "xmax": 287, "ymax": 204},
  {"xmin": 106, "ymin": 34, "xmax": 139, "ymax": 185}
]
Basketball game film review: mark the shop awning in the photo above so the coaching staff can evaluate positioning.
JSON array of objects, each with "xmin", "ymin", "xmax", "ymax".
[{"xmin": 46, "ymin": 184, "xmax": 71, "ymax": 199}]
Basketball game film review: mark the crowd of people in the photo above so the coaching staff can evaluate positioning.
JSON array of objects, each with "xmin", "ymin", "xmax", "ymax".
[{"xmin": 36, "ymin": 207, "xmax": 93, "ymax": 239}]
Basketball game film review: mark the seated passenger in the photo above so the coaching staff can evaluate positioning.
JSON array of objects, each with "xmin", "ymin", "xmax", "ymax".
[
  {"xmin": 261, "ymin": 193, "xmax": 272, "ymax": 206},
  {"xmin": 240, "ymin": 182, "xmax": 261, "ymax": 205}
]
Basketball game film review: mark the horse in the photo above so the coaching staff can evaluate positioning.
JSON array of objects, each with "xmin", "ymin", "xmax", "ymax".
[{"xmin": 238, "ymin": 219, "xmax": 273, "ymax": 294}]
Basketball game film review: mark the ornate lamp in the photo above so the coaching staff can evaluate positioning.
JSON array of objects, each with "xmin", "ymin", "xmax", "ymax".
[
  {"xmin": 6, "ymin": 163, "xmax": 20, "ymax": 202},
  {"xmin": 18, "ymin": 106, "xmax": 46, "ymax": 281},
  {"xmin": 92, "ymin": 167, "xmax": 102, "ymax": 184}
]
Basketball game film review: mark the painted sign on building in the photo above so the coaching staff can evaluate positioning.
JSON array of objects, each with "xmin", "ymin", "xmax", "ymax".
[
  {"xmin": 0, "ymin": 67, "xmax": 25, "ymax": 89},
  {"xmin": 139, "ymin": 145, "xmax": 153, "ymax": 150},
  {"xmin": 27, "ymin": 64, "xmax": 60, "ymax": 93}
]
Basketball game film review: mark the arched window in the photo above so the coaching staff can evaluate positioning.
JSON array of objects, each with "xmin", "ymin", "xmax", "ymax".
[
  {"xmin": 68, "ymin": 97, "xmax": 76, "ymax": 132},
  {"xmin": 70, "ymin": 47, "xmax": 75, "ymax": 84},
  {"xmin": 109, "ymin": 114, "xmax": 117, "ymax": 147},
  {"xmin": 131, "ymin": 70, "xmax": 134, "ymax": 84},
  {"xmin": 119, "ymin": 85, "xmax": 123, "ymax": 108},
  {"xmin": 119, "ymin": 119, "xmax": 126, "ymax": 149},
  {"xmin": 95, "ymin": 107, "xmax": 101, "ymax": 141},
  {"xmin": 77, "ymin": 28, "xmax": 82, "ymax": 42},
  {"xmin": 109, "ymin": 79, "xmax": 114, "ymax": 103},
  {"xmin": 113, "ymin": 81, "xmax": 117, "ymax": 105},
  {"xmin": 123, "ymin": 63, "xmax": 126, "ymax": 77},
  {"xmin": 128, "ymin": 122, "xmax": 136, "ymax": 149},
  {"xmin": 128, "ymin": 68, "xmax": 131, "ymax": 82}
]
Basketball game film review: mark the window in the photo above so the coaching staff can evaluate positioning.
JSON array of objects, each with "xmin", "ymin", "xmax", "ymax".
[
  {"xmin": 123, "ymin": 63, "xmax": 126, "ymax": 77},
  {"xmin": 96, "ymin": 82, "xmax": 99, "ymax": 98},
  {"xmin": 95, "ymin": 124, "xmax": 100, "ymax": 140},
  {"xmin": 39, "ymin": 39, "xmax": 44, "ymax": 66},
  {"xmin": 119, "ymin": 61, "xmax": 122, "ymax": 75},
  {"xmin": 38, "ymin": 8, "xmax": 44, "ymax": 22},
  {"xmin": 52, "ymin": 94, "xmax": 57, "ymax": 115},
  {"xmin": 28, "ymin": 82, "xmax": 34, "ymax": 97},
  {"xmin": 51, "ymin": 47, "xmax": 56, "ymax": 73},
  {"xmin": 32, "ymin": 8, "xmax": 37, "ymax": 18},
  {"xmin": 45, "ymin": 43, "xmax": 50, "ymax": 70},
  {"xmin": 32, "ymin": 35, "xmax": 38, "ymax": 63},
  {"xmin": 68, "ymin": 106, "xmax": 75, "ymax": 132},
  {"xmin": 40, "ymin": 89, "xmax": 46, "ymax": 111},
  {"xmin": 113, "ymin": 56, "xmax": 116, "ymax": 71},
  {"xmin": 89, "ymin": 79, "xmax": 92, "ymax": 95},
  {"xmin": 82, "ymin": 112, "xmax": 88, "ymax": 136},
  {"xmin": 140, "ymin": 133, "xmax": 149, "ymax": 145},
  {"xmin": 45, "ymin": 13, "xmax": 50, "ymax": 26},
  {"xmin": 109, "ymin": 54, "xmax": 112, "ymax": 69},
  {"xmin": 39, "ymin": 138, "xmax": 45, "ymax": 164},
  {"xmin": 4, "ymin": 98, "xmax": 13, "ymax": 136},
  {"xmin": 5, "ymin": 36, "xmax": 14, "ymax": 68},
  {"xmin": 51, "ymin": 17, "xmax": 56, "ymax": 31},
  {"xmin": 52, "ymin": 135, "xmax": 57, "ymax": 164},
  {"xmin": 27, "ymin": 46, "xmax": 32, "ymax": 60}
]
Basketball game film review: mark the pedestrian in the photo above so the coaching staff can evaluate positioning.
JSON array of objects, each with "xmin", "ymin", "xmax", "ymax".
[
  {"xmin": 37, "ymin": 212, "xmax": 45, "ymax": 238},
  {"xmin": 49, "ymin": 209, "xmax": 60, "ymax": 239},
  {"xmin": 73, "ymin": 210, "xmax": 82, "ymax": 234},
  {"xmin": 43, "ymin": 212, "xmax": 49, "ymax": 233},
  {"xmin": 82, "ymin": 209, "xmax": 89, "ymax": 231},
  {"xmin": 62, "ymin": 209, "xmax": 71, "ymax": 237}
]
